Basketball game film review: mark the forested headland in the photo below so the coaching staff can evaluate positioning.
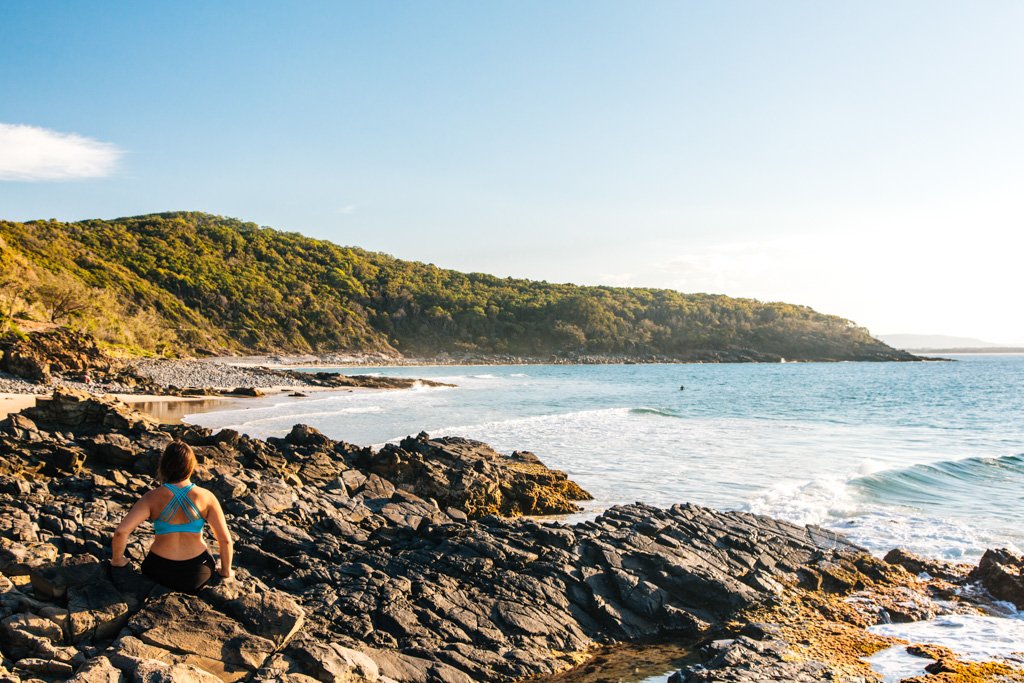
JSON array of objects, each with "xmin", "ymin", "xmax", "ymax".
[{"xmin": 0, "ymin": 212, "xmax": 913, "ymax": 362}]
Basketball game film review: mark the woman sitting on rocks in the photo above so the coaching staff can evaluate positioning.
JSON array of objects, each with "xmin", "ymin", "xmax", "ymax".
[{"xmin": 110, "ymin": 441, "xmax": 233, "ymax": 592}]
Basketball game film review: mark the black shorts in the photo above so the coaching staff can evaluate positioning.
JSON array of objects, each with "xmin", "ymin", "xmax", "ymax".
[{"xmin": 141, "ymin": 550, "xmax": 217, "ymax": 594}]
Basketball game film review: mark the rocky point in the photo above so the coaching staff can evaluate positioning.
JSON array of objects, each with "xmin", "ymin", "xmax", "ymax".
[{"xmin": 1, "ymin": 388, "xmax": 1022, "ymax": 682}]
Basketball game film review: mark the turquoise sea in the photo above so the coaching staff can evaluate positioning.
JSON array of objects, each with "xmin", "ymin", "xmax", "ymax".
[{"xmin": 187, "ymin": 354, "xmax": 1024, "ymax": 562}]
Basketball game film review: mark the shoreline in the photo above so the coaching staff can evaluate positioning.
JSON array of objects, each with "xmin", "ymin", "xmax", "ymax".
[
  {"xmin": 0, "ymin": 391, "xmax": 248, "ymax": 423},
  {"xmin": 0, "ymin": 384, "xmax": 359, "ymax": 423},
  {"xmin": 2, "ymin": 389, "xmax": 1021, "ymax": 682},
  {"xmin": 215, "ymin": 355, "xmax": 950, "ymax": 369},
  {"xmin": 0, "ymin": 353, "xmax": 446, "ymax": 422}
]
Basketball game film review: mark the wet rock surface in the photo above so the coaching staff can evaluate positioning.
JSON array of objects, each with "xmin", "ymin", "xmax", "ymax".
[
  {"xmin": 276, "ymin": 370, "xmax": 454, "ymax": 390},
  {"xmin": 969, "ymin": 548, "xmax": 1024, "ymax": 610},
  {"xmin": 0, "ymin": 389, "xmax": 1011, "ymax": 682}
]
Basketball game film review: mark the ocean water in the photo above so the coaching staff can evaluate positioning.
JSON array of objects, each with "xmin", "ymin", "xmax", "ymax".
[
  {"xmin": 186, "ymin": 355, "xmax": 1024, "ymax": 562},
  {"xmin": 185, "ymin": 355, "xmax": 1024, "ymax": 680}
]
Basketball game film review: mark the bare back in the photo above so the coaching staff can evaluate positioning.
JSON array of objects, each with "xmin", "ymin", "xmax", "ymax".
[{"xmin": 144, "ymin": 483, "xmax": 220, "ymax": 560}]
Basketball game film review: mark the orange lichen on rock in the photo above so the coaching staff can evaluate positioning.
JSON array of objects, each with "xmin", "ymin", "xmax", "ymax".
[
  {"xmin": 735, "ymin": 586, "xmax": 898, "ymax": 681},
  {"xmin": 900, "ymin": 642, "xmax": 1024, "ymax": 683},
  {"xmin": 723, "ymin": 551, "xmax": 999, "ymax": 682}
]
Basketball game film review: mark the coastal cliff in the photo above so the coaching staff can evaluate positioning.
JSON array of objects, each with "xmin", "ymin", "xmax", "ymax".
[
  {"xmin": 1, "ymin": 390, "xmax": 1019, "ymax": 682},
  {"xmin": 1, "ymin": 213, "xmax": 915, "ymax": 362}
]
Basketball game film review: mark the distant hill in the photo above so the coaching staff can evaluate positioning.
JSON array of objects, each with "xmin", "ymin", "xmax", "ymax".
[
  {"xmin": 0, "ymin": 212, "xmax": 915, "ymax": 362},
  {"xmin": 880, "ymin": 334, "xmax": 1001, "ymax": 350}
]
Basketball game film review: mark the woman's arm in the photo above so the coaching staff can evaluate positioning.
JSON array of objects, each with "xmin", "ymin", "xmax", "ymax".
[
  {"xmin": 111, "ymin": 496, "xmax": 151, "ymax": 567},
  {"xmin": 206, "ymin": 494, "xmax": 234, "ymax": 578}
]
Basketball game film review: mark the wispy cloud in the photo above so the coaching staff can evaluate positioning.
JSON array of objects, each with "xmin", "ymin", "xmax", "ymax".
[
  {"xmin": 0, "ymin": 123, "xmax": 122, "ymax": 181},
  {"xmin": 654, "ymin": 241, "xmax": 777, "ymax": 295},
  {"xmin": 598, "ymin": 272, "xmax": 634, "ymax": 287},
  {"xmin": 337, "ymin": 204, "xmax": 356, "ymax": 215}
]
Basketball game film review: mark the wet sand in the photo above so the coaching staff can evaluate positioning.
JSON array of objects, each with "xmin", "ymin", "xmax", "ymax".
[
  {"xmin": 1, "ymin": 386, "xmax": 351, "ymax": 424},
  {"xmin": 120, "ymin": 395, "xmax": 248, "ymax": 424},
  {"xmin": 0, "ymin": 392, "xmax": 248, "ymax": 424}
]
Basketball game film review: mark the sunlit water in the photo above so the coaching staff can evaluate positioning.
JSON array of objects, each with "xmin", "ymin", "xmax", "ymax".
[{"xmin": 185, "ymin": 355, "xmax": 1024, "ymax": 679}]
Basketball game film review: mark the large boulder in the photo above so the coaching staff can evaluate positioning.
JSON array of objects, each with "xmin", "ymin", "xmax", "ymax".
[
  {"xmin": 201, "ymin": 573, "xmax": 305, "ymax": 648},
  {"xmin": 25, "ymin": 388, "xmax": 157, "ymax": 433},
  {"xmin": 67, "ymin": 579, "xmax": 131, "ymax": 643},
  {"xmin": 370, "ymin": 433, "xmax": 592, "ymax": 518},
  {"xmin": 120, "ymin": 593, "xmax": 280, "ymax": 678},
  {"xmin": 0, "ymin": 329, "xmax": 117, "ymax": 384},
  {"xmin": 286, "ymin": 640, "xmax": 380, "ymax": 682},
  {"xmin": 970, "ymin": 548, "xmax": 1024, "ymax": 609}
]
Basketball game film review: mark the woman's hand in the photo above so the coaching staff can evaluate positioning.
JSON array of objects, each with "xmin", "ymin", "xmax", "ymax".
[
  {"xmin": 218, "ymin": 567, "xmax": 234, "ymax": 580},
  {"xmin": 110, "ymin": 556, "xmax": 130, "ymax": 568}
]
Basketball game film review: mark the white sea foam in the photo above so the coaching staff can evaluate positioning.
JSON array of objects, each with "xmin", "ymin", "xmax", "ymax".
[
  {"xmin": 744, "ymin": 475, "xmax": 858, "ymax": 526},
  {"xmin": 869, "ymin": 614, "xmax": 1024, "ymax": 668},
  {"xmin": 376, "ymin": 407, "xmax": 630, "ymax": 449},
  {"xmin": 863, "ymin": 645, "xmax": 934, "ymax": 682}
]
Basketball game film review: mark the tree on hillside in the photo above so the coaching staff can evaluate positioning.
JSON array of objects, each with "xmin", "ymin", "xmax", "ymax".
[
  {"xmin": 0, "ymin": 260, "xmax": 36, "ymax": 329},
  {"xmin": 36, "ymin": 273, "xmax": 96, "ymax": 324}
]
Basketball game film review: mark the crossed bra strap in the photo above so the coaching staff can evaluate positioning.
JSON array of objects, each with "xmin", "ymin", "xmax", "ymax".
[{"xmin": 153, "ymin": 482, "xmax": 206, "ymax": 535}]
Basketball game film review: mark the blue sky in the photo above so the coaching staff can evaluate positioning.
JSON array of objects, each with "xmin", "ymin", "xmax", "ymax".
[{"xmin": 1, "ymin": 2, "xmax": 1022, "ymax": 342}]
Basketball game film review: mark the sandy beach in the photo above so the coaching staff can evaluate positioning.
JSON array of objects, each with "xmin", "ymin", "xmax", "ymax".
[{"xmin": 0, "ymin": 393, "xmax": 38, "ymax": 420}]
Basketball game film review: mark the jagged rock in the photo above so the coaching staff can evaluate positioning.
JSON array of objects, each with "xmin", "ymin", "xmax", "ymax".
[
  {"xmin": 283, "ymin": 425, "xmax": 333, "ymax": 449},
  {"xmin": 127, "ymin": 658, "xmax": 225, "ymax": 683},
  {"xmin": 25, "ymin": 388, "xmax": 157, "ymax": 433},
  {"xmin": 201, "ymin": 574, "xmax": 304, "ymax": 647},
  {"xmin": 122, "ymin": 593, "xmax": 279, "ymax": 677},
  {"xmin": 0, "ymin": 414, "xmax": 41, "ymax": 443},
  {"xmin": 67, "ymin": 580, "xmax": 130, "ymax": 643},
  {"xmin": 14, "ymin": 656, "xmax": 76, "ymax": 677},
  {"xmin": 883, "ymin": 547, "xmax": 967, "ymax": 582},
  {"xmin": 341, "ymin": 469, "xmax": 368, "ymax": 494},
  {"xmin": 87, "ymin": 434, "xmax": 137, "ymax": 467},
  {"xmin": 106, "ymin": 635, "xmax": 240, "ymax": 682},
  {"xmin": 0, "ymin": 329, "xmax": 116, "ymax": 383},
  {"xmin": 361, "ymin": 647, "xmax": 474, "ymax": 683},
  {"xmin": 45, "ymin": 445, "xmax": 90, "ymax": 476},
  {"xmin": 0, "ymin": 539, "xmax": 58, "ymax": 576},
  {"xmin": 287, "ymin": 641, "xmax": 380, "ymax": 682},
  {"xmin": 969, "ymin": 548, "xmax": 1024, "ymax": 609},
  {"xmin": 361, "ymin": 474, "xmax": 395, "ymax": 500},
  {"xmin": 370, "ymin": 433, "xmax": 592, "ymax": 518},
  {"xmin": 671, "ymin": 636, "xmax": 831, "ymax": 682},
  {"xmin": 226, "ymin": 387, "xmax": 265, "ymax": 397},
  {"xmin": 1, "ymin": 611, "xmax": 65, "ymax": 659},
  {"xmin": 0, "ymin": 392, "xmax": 990, "ymax": 683},
  {"xmin": 277, "ymin": 371, "xmax": 453, "ymax": 390},
  {"xmin": 30, "ymin": 555, "xmax": 106, "ymax": 601},
  {"xmin": 67, "ymin": 655, "xmax": 123, "ymax": 682},
  {"xmin": 244, "ymin": 479, "xmax": 296, "ymax": 514}
]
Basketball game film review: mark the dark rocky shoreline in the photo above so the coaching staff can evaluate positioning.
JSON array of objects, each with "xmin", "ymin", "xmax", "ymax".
[
  {"xmin": 2, "ymin": 389, "xmax": 1022, "ymax": 682},
  {"xmin": 0, "ymin": 329, "xmax": 455, "ymax": 399},
  {"xmin": 239, "ymin": 348, "xmax": 930, "ymax": 368}
]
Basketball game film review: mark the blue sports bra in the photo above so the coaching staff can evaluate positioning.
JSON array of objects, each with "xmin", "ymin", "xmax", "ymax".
[{"xmin": 153, "ymin": 482, "xmax": 206, "ymax": 535}]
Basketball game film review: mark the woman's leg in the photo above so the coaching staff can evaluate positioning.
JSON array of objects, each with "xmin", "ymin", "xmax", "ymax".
[{"xmin": 192, "ymin": 552, "xmax": 216, "ymax": 592}]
